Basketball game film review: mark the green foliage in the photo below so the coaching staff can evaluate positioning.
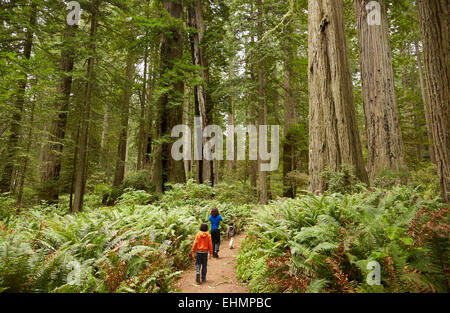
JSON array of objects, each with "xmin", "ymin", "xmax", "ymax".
[
  {"xmin": 373, "ymin": 169, "xmax": 410, "ymax": 188},
  {"xmin": 237, "ymin": 186, "xmax": 449, "ymax": 293},
  {"xmin": 321, "ymin": 164, "xmax": 366, "ymax": 194},
  {"xmin": 410, "ymin": 163, "xmax": 440, "ymax": 194},
  {"xmin": 0, "ymin": 194, "xmax": 17, "ymax": 220},
  {"xmin": 214, "ymin": 181, "xmax": 257, "ymax": 205},
  {"xmin": 108, "ymin": 171, "xmax": 156, "ymax": 205},
  {"xmin": 158, "ymin": 179, "xmax": 215, "ymax": 208},
  {"xmin": 285, "ymin": 170, "xmax": 309, "ymax": 192}
]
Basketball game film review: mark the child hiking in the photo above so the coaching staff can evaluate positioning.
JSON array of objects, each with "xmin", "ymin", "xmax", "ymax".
[
  {"xmin": 209, "ymin": 208, "xmax": 223, "ymax": 258},
  {"xmin": 191, "ymin": 223, "xmax": 213, "ymax": 284}
]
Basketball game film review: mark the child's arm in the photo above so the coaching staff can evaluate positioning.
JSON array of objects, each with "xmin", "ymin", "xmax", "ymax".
[{"xmin": 191, "ymin": 234, "xmax": 198, "ymax": 256}]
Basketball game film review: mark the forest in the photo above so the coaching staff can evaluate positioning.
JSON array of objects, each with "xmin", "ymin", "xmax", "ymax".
[{"xmin": 0, "ymin": 0, "xmax": 448, "ymax": 294}]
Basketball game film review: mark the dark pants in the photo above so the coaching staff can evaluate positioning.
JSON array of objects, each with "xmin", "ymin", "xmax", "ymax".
[
  {"xmin": 211, "ymin": 229, "xmax": 220, "ymax": 253},
  {"xmin": 196, "ymin": 252, "xmax": 208, "ymax": 279}
]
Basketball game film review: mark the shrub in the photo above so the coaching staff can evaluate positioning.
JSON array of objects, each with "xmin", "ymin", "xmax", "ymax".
[
  {"xmin": 321, "ymin": 164, "xmax": 366, "ymax": 194},
  {"xmin": 410, "ymin": 163, "xmax": 440, "ymax": 194},
  {"xmin": 108, "ymin": 171, "xmax": 156, "ymax": 205},
  {"xmin": 0, "ymin": 194, "xmax": 16, "ymax": 220}
]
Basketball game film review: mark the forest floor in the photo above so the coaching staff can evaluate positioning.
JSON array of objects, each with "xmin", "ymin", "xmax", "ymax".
[{"xmin": 176, "ymin": 232, "xmax": 248, "ymax": 293}]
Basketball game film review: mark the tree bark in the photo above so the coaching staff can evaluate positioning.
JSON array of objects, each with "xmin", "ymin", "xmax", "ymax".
[
  {"xmin": 228, "ymin": 59, "xmax": 236, "ymax": 171},
  {"xmin": 282, "ymin": 24, "xmax": 297, "ymax": 198},
  {"xmin": 257, "ymin": 0, "xmax": 267, "ymax": 204},
  {"xmin": 414, "ymin": 40, "xmax": 436, "ymax": 164},
  {"xmin": 417, "ymin": 0, "xmax": 449, "ymax": 202},
  {"xmin": 113, "ymin": 52, "xmax": 135, "ymax": 188},
  {"xmin": 308, "ymin": 0, "xmax": 369, "ymax": 192},
  {"xmin": 355, "ymin": 0, "xmax": 407, "ymax": 181},
  {"xmin": 152, "ymin": 0, "xmax": 185, "ymax": 194},
  {"xmin": 72, "ymin": 8, "xmax": 98, "ymax": 212},
  {"xmin": 40, "ymin": 22, "xmax": 77, "ymax": 201},
  {"xmin": 188, "ymin": 0, "xmax": 213, "ymax": 185}
]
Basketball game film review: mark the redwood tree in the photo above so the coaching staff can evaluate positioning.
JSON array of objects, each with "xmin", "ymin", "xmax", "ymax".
[
  {"xmin": 308, "ymin": 0, "xmax": 369, "ymax": 192},
  {"xmin": 417, "ymin": 0, "xmax": 449, "ymax": 202},
  {"xmin": 355, "ymin": 0, "xmax": 407, "ymax": 181},
  {"xmin": 152, "ymin": 0, "xmax": 185, "ymax": 194}
]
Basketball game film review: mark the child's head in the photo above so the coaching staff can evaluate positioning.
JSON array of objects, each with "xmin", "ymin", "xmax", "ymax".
[
  {"xmin": 210, "ymin": 207, "xmax": 219, "ymax": 217},
  {"xmin": 229, "ymin": 222, "xmax": 234, "ymax": 226},
  {"xmin": 200, "ymin": 223, "xmax": 208, "ymax": 232}
]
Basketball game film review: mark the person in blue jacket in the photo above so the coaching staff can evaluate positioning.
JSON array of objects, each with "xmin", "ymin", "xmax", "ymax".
[{"xmin": 209, "ymin": 208, "xmax": 223, "ymax": 258}]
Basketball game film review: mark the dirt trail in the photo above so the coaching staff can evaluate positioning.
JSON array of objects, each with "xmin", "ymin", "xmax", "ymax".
[{"xmin": 177, "ymin": 232, "xmax": 248, "ymax": 293}]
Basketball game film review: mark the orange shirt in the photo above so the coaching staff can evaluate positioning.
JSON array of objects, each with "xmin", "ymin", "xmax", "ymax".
[{"xmin": 192, "ymin": 231, "xmax": 213, "ymax": 254}]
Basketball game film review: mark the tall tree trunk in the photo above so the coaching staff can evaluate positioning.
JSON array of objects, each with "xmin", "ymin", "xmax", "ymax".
[
  {"xmin": 100, "ymin": 104, "xmax": 110, "ymax": 152},
  {"xmin": 152, "ymin": 0, "xmax": 185, "ymax": 194},
  {"xmin": 257, "ymin": 0, "xmax": 268, "ymax": 204},
  {"xmin": 0, "ymin": 2, "xmax": 36, "ymax": 193},
  {"xmin": 273, "ymin": 65, "xmax": 280, "ymax": 127},
  {"xmin": 414, "ymin": 40, "xmax": 436, "ymax": 164},
  {"xmin": 73, "ymin": 8, "xmax": 98, "ymax": 212},
  {"xmin": 308, "ymin": 0, "xmax": 369, "ymax": 192},
  {"xmin": 69, "ymin": 119, "xmax": 81, "ymax": 211},
  {"xmin": 188, "ymin": 0, "xmax": 213, "ymax": 185},
  {"xmin": 113, "ymin": 52, "xmax": 135, "ymax": 188},
  {"xmin": 137, "ymin": 42, "xmax": 149, "ymax": 171},
  {"xmin": 228, "ymin": 60, "xmax": 236, "ymax": 171},
  {"xmin": 282, "ymin": 24, "xmax": 297, "ymax": 198},
  {"xmin": 417, "ymin": 0, "xmax": 449, "ymax": 203},
  {"xmin": 249, "ymin": 18, "xmax": 258, "ymax": 190},
  {"xmin": 40, "ymin": 23, "xmax": 77, "ymax": 201},
  {"xmin": 17, "ymin": 93, "xmax": 36, "ymax": 205},
  {"xmin": 183, "ymin": 85, "xmax": 191, "ymax": 179},
  {"xmin": 355, "ymin": 0, "xmax": 407, "ymax": 181}
]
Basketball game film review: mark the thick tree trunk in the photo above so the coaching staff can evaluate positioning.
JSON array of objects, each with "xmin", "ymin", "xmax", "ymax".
[
  {"xmin": 308, "ymin": 0, "xmax": 369, "ymax": 192},
  {"xmin": 417, "ymin": 0, "xmax": 449, "ymax": 203},
  {"xmin": 113, "ymin": 52, "xmax": 135, "ymax": 188},
  {"xmin": 73, "ymin": 9, "xmax": 98, "ymax": 212},
  {"xmin": 40, "ymin": 23, "xmax": 77, "ymax": 201},
  {"xmin": 152, "ymin": 0, "xmax": 185, "ymax": 194},
  {"xmin": 0, "ymin": 2, "xmax": 36, "ymax": 193},
  {"xmin": 355, "ymin": 0, "xmax": 407, "ymax": 181}
]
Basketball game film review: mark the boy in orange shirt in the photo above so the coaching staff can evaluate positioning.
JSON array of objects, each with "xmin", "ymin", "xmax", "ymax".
[{"xmin": 191, "ymin": 223, "xmax": 213, "ymax": 284}]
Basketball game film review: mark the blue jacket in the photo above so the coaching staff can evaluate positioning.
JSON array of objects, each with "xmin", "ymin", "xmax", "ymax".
[{"xmin": 209, "ymin": 214, "xmax": 223, "ymax": 230}]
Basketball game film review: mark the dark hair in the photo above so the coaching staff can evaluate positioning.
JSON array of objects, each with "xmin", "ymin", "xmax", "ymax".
[
  {"xmin": 229, "ymin": 222, "xmax": 234, "ymax": 226},
  {"xmin": 200, "ymin": 223, "xmax": 208, "ymax": 232},
  {"xmin": 210, "ymin": 208, "xmax": 219, "ymax": 218}
]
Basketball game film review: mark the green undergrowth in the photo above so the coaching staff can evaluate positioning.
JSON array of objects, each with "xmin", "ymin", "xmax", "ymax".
[
  {"xmin": 0, "ymin": 182, "xmax": 255, "ymax": 293},
  {"xmin": 237, "ymin": 186, "xmax": 449, "ymax": 293}
]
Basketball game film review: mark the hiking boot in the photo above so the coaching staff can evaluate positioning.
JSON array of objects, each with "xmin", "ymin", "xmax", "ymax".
[
  {"xmin": 202, "ymin": 277, "xmax": 206, "ymax": 283},
  {"xmin": 196, "ymin": 274, "xmax": 201, "ymax": 284},
  {"xmin": 215, "ymin": 252, "xmax": 219, "ymax": 259}
]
